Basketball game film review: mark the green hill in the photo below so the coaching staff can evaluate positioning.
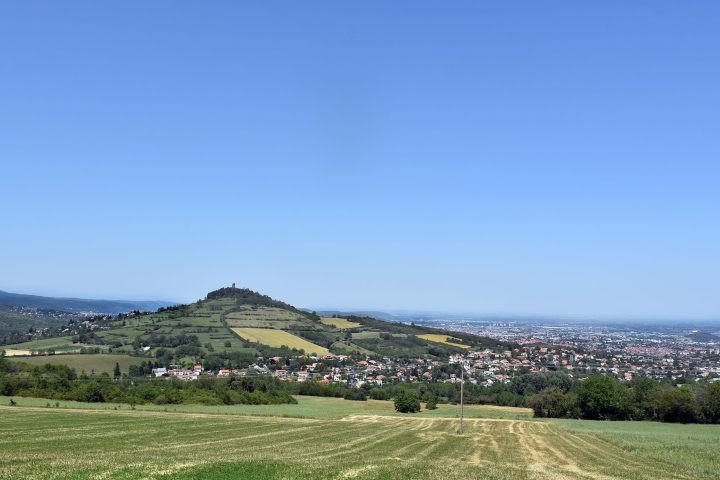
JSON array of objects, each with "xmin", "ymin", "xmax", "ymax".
[{"xmin": 2, "ymin": 287, "xmax": 509, "ymax": 368}]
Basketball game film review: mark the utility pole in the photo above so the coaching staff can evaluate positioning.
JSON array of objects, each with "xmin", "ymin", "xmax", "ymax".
[{"xmin": 459, "ymin": 359, "xmax": 464, "ymax": 434}]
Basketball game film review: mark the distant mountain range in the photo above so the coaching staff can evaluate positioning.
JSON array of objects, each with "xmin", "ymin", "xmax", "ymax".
[
  {"xmin": 0, "ymin": 290, "xmax": 174, "ymax": 315},
  {"xmin": 313, "ymin": 310, "xmax": 399, "ymax": 321}
]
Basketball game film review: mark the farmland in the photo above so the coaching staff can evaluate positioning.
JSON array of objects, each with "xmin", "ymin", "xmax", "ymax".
[
  {"xmin": 319, "ymin": 317, "xmax": 361, "ymax": 329},
  {"xmin": 2, "ymin": 287, "xmax": 507, "ymax": 365},
  {"xmin": 2, "ymin": 336, "xmax": 86, "ymax": 353},
  {"xmin": 1, "ymin": 401, "xmax": 719, "ymax": 479},
  {"xmin": 231, "ymin": 327, "xmax": 331, "ymax": 356},
  {"xmin": 6, "ymin": 353, "xmax": 143, "ymax": 374},
  {"xmin": 0, "ymin": 395, "xmax": 532, "ymax": 420},
  {"xmin": 417, "ymin": 334, "xmax": 471, "ymax": 349},
  {"xmin": 225, "ymin": 306, "xmax": 310, "ymax": 328}
]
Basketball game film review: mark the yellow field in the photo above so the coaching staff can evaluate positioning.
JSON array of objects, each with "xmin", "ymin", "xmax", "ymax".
[
  {"xmin": 1, "ymin": 349, "xmax": 33, "ymax": 357},
  {"xmin": 418, "ymin": 334, "xmax": 471, "ymax": 349},
  {"xmin": 232, "ymin": 328, "xmax": 330, "ymax": 356},
  {"xmin": 319, "ymin": 317, "xmax": 361, "ymax": 329}
]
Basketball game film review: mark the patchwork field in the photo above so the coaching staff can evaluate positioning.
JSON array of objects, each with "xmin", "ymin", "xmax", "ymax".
[
  {"xmin": 231, "ymin": 327, "xmax": 331, "ymax": 356},
  {"xmin": 417, "ymin": 334, "xmax": 471, "ymax": 349},
  {"xmin": 1, "ymin": 403, "xmax": 718, "ymax": 480},
  {"xmin": 7, "ymin": 354, "xmax": 144, "ymax": 374},
  {"xmin": 319, "ymin": 317, "xmax": 361, "ymax": 329}
]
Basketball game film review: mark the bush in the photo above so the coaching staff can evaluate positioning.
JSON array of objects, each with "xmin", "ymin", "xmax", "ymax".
[
  {"xmin": 529, "ymin": 388, "xmax": 578, "ymax": 418},
  {"xmin": 656, "ymin": 387, "xmax": 699, "ymax": 423},
  {"xmin": 425, "ymin": 395, "xmax": 438, "ymax": 410},
  {"xmin": 79, "ymin": 382, "xmax": 105, "ymax": 403},
  {"xmin": 577, "ymin": 375, "xmax": 630, "ymax": 420},
  {"xmin": 343, "ymin": 389, "xmax": 368, "ymax": 401},
  {"xmin": 394, "ymin": 390, "xmax": 421, "ymax": 413},
  {"xmin": 701, "ymin": 382, "xmax": 720, "ymax": 423}
]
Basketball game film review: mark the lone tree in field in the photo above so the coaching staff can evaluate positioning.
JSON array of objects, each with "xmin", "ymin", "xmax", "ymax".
[
  {"xmin": 394, "ymin": 390, "xmax": 421, "ymax": 413},
  {"xmin": 113, "ymin": 362, "xmax": 121, "ymax": 379},
  {"xmin": 426, "ymin": 394, "xmax": 438, "ymax": 410}
]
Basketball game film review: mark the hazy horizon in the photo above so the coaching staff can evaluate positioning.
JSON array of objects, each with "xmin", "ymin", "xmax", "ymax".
[
  {"xmin": 2, "ymin": 285, "xmax": 719, "ymax": 322},
  {"xmin": 2, "ymin": 2, "xmax": 719, "ymax": 318}
]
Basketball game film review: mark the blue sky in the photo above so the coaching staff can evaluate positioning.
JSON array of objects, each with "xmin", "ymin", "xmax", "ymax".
[{"xmin": 1, "ymin": 2, "xmax": 718, "ymax": 318}]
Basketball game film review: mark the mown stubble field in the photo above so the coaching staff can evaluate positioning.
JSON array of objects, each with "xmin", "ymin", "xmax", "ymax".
[{"xmin": 1, "ymin": 402, "xmax": 719, "ymax": 480}]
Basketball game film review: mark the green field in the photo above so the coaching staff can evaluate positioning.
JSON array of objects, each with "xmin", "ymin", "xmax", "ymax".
[
  {"xmin": 1, "ymin": 399, "xmax": 718, "ymax": 480},
  {"xmin": 7, "ymin": 354, "xmax": 144, "ymax": 374},
  {"xmin": 2, "ymin": 336, "xmax": 83, "ymax": 352},
  {"xmin": 225, "ymin": 306, "xmax": 310, "ymax": 328},
  {"xmin": 551, "ymin": 419, "xmax": 720, "ymax": 478},
  {"xmin": 231, "ymin": 327, "xmax": 331, "ymax": 356},
  {"xmin": 0, "ymin": 395, "xmax": 532, "ymax": 420},
  {"xmin": 319, "ymin": 317, "xmax": 362, "ymax": 329}
]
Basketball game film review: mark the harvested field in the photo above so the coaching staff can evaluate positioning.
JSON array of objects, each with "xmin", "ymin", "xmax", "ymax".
[{"xmin": 1, "ymin": 405, "xmax": 717, "ymax": 479}]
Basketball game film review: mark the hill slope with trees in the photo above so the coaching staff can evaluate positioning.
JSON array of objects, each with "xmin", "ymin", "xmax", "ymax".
[{"xmin": 2, "ymin": 286, "xmax": 510, "ymax": 370}]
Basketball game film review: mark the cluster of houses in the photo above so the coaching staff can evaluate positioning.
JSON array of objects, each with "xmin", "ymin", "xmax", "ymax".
[
  {"xmin": 145, "ymin": 342, "xmax": 720, "ymax": 386},
  {"xmin": 152, "ymin": 364, "xmax": 203, "ymax": 381}
]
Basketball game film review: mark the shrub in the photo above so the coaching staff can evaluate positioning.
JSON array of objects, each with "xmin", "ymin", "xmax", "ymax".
[
  {"xmin": 394, "ymin": 390, "xmax": 421, "ymax": 413},
  {"xmin": 529, "ymin": 388, "xmax": 578, "ymax": 418},
  {"xmin": 577, "ymin": 375, "xmax": 630, "ymax": 420}
]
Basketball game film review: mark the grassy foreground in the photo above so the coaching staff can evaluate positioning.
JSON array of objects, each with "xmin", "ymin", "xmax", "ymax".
[
  {"xmin": 551, "ymin": 419, "xmax": 720, "ymax": 478},
  {"xmin": 0, "ymin": 395, "xmax": 532, "ymax": 420},
  {"xmin": 1, "ymin": 397, "xmax": 719, "ymax": 479}
]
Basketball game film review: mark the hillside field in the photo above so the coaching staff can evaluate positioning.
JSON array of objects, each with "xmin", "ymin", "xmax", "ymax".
[
  {"xmin": 2, "ymin": 336, "xmax": 89, "ymax": 353},
  {"xmin": 231, "ymin": 327, "xmax": 331, "ymax": 356},
  {"xmin": 319, "ymin": 317, "xmax": 362, "ymax": 329},
  {"xmin": 7, "ymin": 354, "xmax": 143, "ymax": 374},
  {"xmin": 2, "ymin": 288, "xmax": 509, "ymax": 365},
  {"xmin": 1, "ymin": 400, "xmax": 718, "ymax": 479},
  {"xmin": 417, "ymin": 334, "xmax": 471, "ymax": 349}
]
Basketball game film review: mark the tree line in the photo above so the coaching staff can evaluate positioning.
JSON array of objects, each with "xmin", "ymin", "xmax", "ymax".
[
  {"xmin": 0, "ymin": 357, "xmax": 295, "ymax": 406},
  {"xmin": 364, "ymin": 372, "xmax": 720, "ymax": 424},
  {"xmin": 529, "ymin": 374, "xmax": 720, "ymax": 423}
]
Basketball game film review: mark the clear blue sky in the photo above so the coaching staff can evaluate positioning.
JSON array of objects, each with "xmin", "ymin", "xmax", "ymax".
[{"xmin": 1, "ymin": 2, "xmax": 718, "ymax": 318}]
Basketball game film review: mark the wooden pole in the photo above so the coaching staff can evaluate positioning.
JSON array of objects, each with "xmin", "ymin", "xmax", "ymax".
[{"xmin": 459, "ymin": 360, "xmax": 464, "ymax": 434}]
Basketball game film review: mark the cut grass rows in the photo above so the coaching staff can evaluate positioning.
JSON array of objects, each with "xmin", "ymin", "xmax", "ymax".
[{"xmin": 1, "ymin": 405, "xmax": 717, "ymax": 479}]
